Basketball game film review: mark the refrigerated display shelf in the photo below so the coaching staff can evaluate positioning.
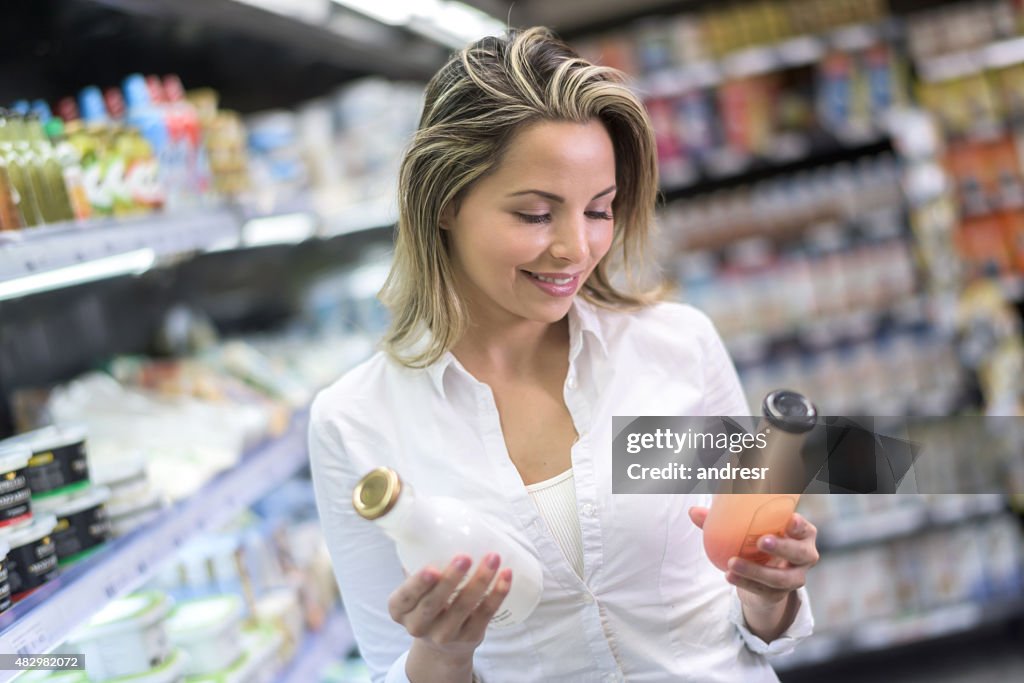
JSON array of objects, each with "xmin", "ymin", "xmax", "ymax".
[
  {"xmin": 0, "ymin": 207, "xmax": 241, "ymax": 283},
  {"xmin": 276, "ymin": 608, "xmax": 357, "ymax": 683},
  {"xmin": 771, "ymin": 594, "xmax": 1024, "ymax": 672},
  {"xmin": 0, "ymin": 199, "xmax": 397, "ymax": 295},
  {"xmin": 0, "ymin": 409, "xmax": 312, "ymax": 679},
  {"xmin": 816, "ymin": 495, "xmax": 1010, "ymax": 551}
]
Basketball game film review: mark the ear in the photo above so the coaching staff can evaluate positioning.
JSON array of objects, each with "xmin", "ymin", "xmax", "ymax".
[{"xmin": 439, "ymin": 202, "xmax": 455, "ymax": 231}]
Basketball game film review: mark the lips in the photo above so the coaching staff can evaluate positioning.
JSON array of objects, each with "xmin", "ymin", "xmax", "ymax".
[{"xmin": 521, "ymin": 270, "xmax": 581, "ymax": 297}]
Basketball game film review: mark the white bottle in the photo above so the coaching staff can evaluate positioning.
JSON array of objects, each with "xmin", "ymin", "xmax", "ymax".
[{"xmin": 352, "ymin": 467, "xmax": 543, "ymax": 628}]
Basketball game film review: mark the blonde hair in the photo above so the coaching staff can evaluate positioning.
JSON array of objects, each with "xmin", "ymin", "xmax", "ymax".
[{"xmin": 381, "ymin": 26, "xmax": 665, "ymax": 367}]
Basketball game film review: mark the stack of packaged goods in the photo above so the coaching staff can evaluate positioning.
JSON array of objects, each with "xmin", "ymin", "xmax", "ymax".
[
  {"xmin": 16, "ymin": 491, "xmax": 342, "ymax": 683},
  {"xmin": 910, "ymin": 1, "xmax": 1024, "ymax": 284},
  {"xmin": 572, "ymin": 0, "xmax": 906, "ymax": 188},
  {"xmin": 0, "ymin": 74, "xmax": 248, "ymax": 232}
]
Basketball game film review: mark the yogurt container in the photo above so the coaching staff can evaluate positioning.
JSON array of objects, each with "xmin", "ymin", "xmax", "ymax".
[
  {"xmin": 0, "ymin": 539, "xmax": 11, "ymax": 613},
  {"xmin": 91, "ymin": 454, "xmax": 150, "ymax": 504},
  {"xmin": 2, "ymin": 514, "xmax": 58, "ymax": 602},
  {"xmin": 33, "ymin": 486, "xmax": 112, "ymax": 566},
  {"xmin": 167, "ymin": 594, "xmax": 243, "ymax": 676},
  {"xmin": 104, "ymin": 648, "xmax": 186, "ymax": 683},
  {"xmin": 0, "ymin": 444, "xmax": 33, "ymax": 530},
  {"xmin": 239, "ymin": 623, "xmax": 284, "ymax": 683},
  {"xmin": 69, "ymin": 591, "xmax": 173, "ymax": 680},
  {"xmin": 2, "ymin": 425, "xmax": 90, "ymax": 500},
  {"xmin": 182, "ymin": 650, "xmax": 250, "ymax": 683},
  {"xmin": 107, "ymin": 488, "xmax": 164, "ymax": 538}
]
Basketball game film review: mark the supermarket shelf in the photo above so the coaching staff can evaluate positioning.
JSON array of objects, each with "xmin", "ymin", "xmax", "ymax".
[
  {"xmin": 772, "ymin": 594, "xmax": 1024, "ymax": 672},
  {"xmin": 916, "ymin": 35, "xmax": 1024, "ymax": 83},
  {"xmin": 660, "ymin": 136, "xmax": 892, "ymax": 202},
  {"xmin": 726, "ymin": 294, "xmax": 931, "ymax": 367},
  {"xmin": 816, "ymin": 495, "xmax": 1009, "ymax": 551},
  {"xmin": 636, "ymin": 22, "xmax": 894, "ymax": 98},
  {"xmin": 0, "ymin": 207, "xmax": 242, "ymax": 283},
  {"xmin": 276, "ymin": 608, "xmax": 357, "ymax": 683},
  {"xmin": 0, "ymin": 410, "xmax": 312, "ymax": 677}
]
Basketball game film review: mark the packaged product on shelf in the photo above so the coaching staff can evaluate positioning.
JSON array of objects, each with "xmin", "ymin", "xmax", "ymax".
[
  {"xmin": 166, "ymin": 594, "xmax": 244, "ymax": 676},
  {"xmin": 1, "ymin": 424, "xmax": 90, "ymax": 500},
  {"xmin": 32, "ymin": 485, "xmax": 111, "ymax": 566},
  {"xmin": 90, "ymin": 454, "xmax": 164, "ymax": 538},
  {"xmin": 1, "ymin": 514, "xmax": 57, "ymax": 603},
  {"xmin": 253, "ymin": 585, "xmax": 304, "ymax": 661},
  {"xmin": 0, "ymin": 443, "xmax": 33, "ymax": 531},
  {"xmin": 0, "ymin": 539, "xmax": 11, "ymax": 613},
  {"xmin": 238, "ymin": 623, "xmax": 284, "ymax": 683},
  {"xmin": 0, "ymin": 112, "xmax": 46, "ymax": 227},
  {"xmin": 68, "ymin": 591, "xmax": 174, "ymax": 680}
]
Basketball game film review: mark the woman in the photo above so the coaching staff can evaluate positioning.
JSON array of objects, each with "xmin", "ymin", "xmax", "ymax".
[{"xmin": 309, "ymin": 27, "xmax": 818, "ymax": 683}]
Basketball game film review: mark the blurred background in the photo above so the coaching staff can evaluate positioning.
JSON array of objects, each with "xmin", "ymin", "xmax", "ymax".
[{"xmin": 0, "ymin": 0, "xmax": 1021, "ymax": 681}]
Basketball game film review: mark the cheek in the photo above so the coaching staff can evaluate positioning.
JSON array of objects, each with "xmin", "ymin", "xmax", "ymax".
[{"xmin": 591, "ymin": 223, "xmax": 615, "ymax": 259}]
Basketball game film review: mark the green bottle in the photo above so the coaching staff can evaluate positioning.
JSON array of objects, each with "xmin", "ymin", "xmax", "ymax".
[
  {"xmin": 0, "ymin": 112, "xmax": 44, "ymax": 227},
  {"xmin": 25, "ymin": 114, "xmax": 75, "ymax": 222}
]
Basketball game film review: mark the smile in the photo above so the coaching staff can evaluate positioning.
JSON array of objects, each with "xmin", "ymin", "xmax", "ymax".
[{"xmin": 521, "ymin": 270, "xmax": 580, "ymax": 297}]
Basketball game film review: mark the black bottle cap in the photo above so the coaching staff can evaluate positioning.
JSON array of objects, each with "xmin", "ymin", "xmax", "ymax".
[{"xmin": 762, "ymin": 389, "xmax": 817, "ymax": 434}]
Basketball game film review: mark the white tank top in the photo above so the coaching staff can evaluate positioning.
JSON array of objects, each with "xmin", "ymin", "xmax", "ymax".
[{"xmin": 524, "ymin": 468, "xmax": 584, "ymax": 578}]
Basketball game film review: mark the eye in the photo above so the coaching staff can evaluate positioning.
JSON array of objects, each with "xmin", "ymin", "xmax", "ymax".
[
  {"xmin": 516, "ymin": 213, "xmax": 551, "ymax": 224},
  {"xmin": 586, "ymin": 211, "xmax": 613, "ymax": 220}
]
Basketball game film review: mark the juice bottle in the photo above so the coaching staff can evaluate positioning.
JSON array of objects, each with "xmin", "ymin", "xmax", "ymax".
[
  {"xmin": 25, "ymin": 114, "xmax": 75, "ymax": 223},
  {"xmin": 353, "ymin": 467, "xmax": 543, "ymax": 628},
  {"xmin": 702, "ymin": 389, "xmax": 817, "ymax": 572},
  {"xmin": 46, "ymin": 118, "xmax": 92, "ymax": 222},
  {"xmin": 0, "ymin": 113, "xmax": 45, "ymax": 227}
]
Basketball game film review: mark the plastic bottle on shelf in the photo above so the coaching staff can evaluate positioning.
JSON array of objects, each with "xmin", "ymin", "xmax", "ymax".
[
  {"xmin": 24, "ymin": 114, "xmax": 75, "ymax": 223},
  {"xmin": 78, "ymin": 86, "xmax": 119, "ymax": 217},
  {"xmin": 0, "ymin": 113, "xmax": 45, "ymax": 227},
  {"xmin": 702, "ymin": 389, "xmax": 817, "ymax": 573},
  {"xmin": 44, "ymin": 117, "xmax": 92, "ymax": 222},
  {"xmin": 122, "ymin": 74, "xmax": 169, "ymax": 211},
  {"xmin": 352, "ymin": 466, "xmax": 543, "ymax": 628},
  {"xmin": 0, "ymin": 114, "xmax": 25, "ymax": 231}
]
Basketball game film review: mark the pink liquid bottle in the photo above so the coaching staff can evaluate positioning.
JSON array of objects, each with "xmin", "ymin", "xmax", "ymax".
[{"xmin": 702, "ymin": 390, "xmax": 817, "ymax": 572}]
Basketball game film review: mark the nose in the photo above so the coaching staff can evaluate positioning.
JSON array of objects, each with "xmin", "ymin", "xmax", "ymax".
[{"xmin": 549, "ymin": 214, "xmax": 589, "ymax": 264}]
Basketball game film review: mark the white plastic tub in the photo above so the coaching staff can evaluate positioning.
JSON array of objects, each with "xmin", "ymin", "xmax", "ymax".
[
  {"xmin": 104, "ymin": 647, "xmax": 186, "ymax": 683},
  {"xmin": 69, "ymin": 591, "xmax": 172, "ymax": 680},
  {"xmin": 3, "ymin": 424, "xmax": 90, "ymax": 499},
  {"xmin": 0, "ymin": 539, "xmax": 11, "ymax": 613},
  {"xmin": 166, "ymin": 594, "xmax": 243, "ymax": 675}
]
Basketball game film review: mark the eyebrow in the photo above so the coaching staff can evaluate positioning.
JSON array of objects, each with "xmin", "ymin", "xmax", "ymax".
[{"xmin": 506, "ymin": 185, "xmax": 616, "ymax": 203}]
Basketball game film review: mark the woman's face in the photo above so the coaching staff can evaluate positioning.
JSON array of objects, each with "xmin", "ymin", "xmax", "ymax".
[{"xmin": 443, "ymin": 119, "xmax": 617, "ymax": 328}]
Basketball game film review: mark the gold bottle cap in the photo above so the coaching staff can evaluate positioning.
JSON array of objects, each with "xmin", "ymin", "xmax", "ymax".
[{"xmin": 352, "ymin": 467, "xmax": 402, "ymax": 520}]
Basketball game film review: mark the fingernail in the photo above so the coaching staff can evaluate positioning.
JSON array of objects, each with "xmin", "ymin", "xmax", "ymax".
[
  {"xmin": 453, "ymin": 556, "xmax": 471, "ymax": 571},
  {"xmin": 731, "ymin": 559, "xmax": 747, "ymax": 572},
  {"xmin": 761, "ymin": 536, "xmax": 776, "ymax": 550},
  {"xmin": 487, "ymin": 553, "xmax": 501, "ymax": 570},
  {"xmin": 420, "ymin": 569, "xmax": 438, "ymax": 583}
]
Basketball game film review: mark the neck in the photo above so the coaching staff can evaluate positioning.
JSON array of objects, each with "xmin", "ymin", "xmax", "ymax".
[{"xmin": 452, "ymin": 308, "xmax": 570, "ymax": 379}]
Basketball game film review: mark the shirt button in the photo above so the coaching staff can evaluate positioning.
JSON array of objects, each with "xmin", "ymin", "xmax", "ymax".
[
  {"xmin": 566, "ymin": 376, "xmax": 578, "ymax": 390},
  {"xmin": 604, "ymin": 674, "xmax": 618, "ymax": 683},
  {"xmin": 581, "ymin": 503, "xmax": 594, "ymax": 517},
  {"xmin": 581, "ymin": 592, "xmax": 594, "ymax": 605}
]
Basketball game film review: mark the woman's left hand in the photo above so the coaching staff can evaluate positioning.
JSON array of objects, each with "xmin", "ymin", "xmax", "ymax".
[{"xmin": 688, "ymin": 508, "xmax": 820, "ymax": 611}]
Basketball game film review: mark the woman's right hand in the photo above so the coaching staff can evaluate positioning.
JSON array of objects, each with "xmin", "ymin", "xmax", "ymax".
[{"xmin": 388, "ymin": 552, "xmax": 512, "ymax": 677}]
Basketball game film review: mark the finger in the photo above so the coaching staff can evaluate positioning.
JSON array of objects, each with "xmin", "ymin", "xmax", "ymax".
[
  {"xmin": 404, "ymin": 555, "xmax": 472, "ymax": 635},
  {"xmin": 785, "ymin": 514, "xmax": 816, "ymax": 540},
  {"xmin": 437, "ymin": 553, "xmax": 502, "ymax": 638},
  {"xmin": 688, "ymin": 506, "xmax": 709, "ymax": 529},
  {"xmin": 388, "ymin": 567, "xmax": 440, "ymax": 622},
  {"xmin": 725, "ymin": 572, "xmax": 789, "ymax": 602},
  {"xmin": 757, "ymin": 534, "xmax": 819, "ymax": 567},
  {"xmin": 728, "ymin": 558, "xmax": 805, "ymax": 591},
  {"xmin": 462, "ymin": 568, "xmax": 513, "ymax": 638}
]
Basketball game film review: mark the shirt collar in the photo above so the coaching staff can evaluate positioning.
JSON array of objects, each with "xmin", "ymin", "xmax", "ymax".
[{"xmin": 421, "ymin": 297, "xmax": 610, "ymax": 399}]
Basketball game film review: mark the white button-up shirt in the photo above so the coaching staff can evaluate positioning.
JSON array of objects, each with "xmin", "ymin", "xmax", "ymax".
[{"xmin": 309, "ymin": 298, "xmax": 814, "ymax": 683}]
